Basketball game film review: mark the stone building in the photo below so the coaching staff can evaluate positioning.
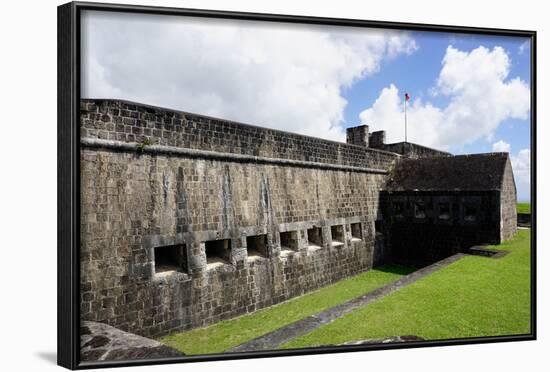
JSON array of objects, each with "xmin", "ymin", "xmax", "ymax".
[
  {"xmin": 79, "ymin": 99, "xmax": 517, "ymax": 338},
  {"xmin": 380, "ymin": 154, "xmax": 517, "ymax": 267}
]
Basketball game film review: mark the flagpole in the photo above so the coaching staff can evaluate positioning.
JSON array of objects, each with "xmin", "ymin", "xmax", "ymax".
[{"xmin": 404, "ymin": 96, "xmax": 408, "ymax": 142}]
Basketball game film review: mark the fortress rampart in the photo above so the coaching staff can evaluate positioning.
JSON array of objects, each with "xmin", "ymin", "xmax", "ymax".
[
  {"xmin": 79, "ymin": 99, "xmax": 399, "ymax": 337},
  {"xmin": 79, "ymin": 99, "xmax": 516, "ymax": 338}
]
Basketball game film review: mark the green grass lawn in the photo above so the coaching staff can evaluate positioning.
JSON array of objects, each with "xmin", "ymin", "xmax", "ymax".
[
  {"xmin": 517, "ymin": 203, "xmax": 531, "ymax": 214},
  {"xmin": 282, "ymin": 229, "xmax": 531, "ymax": 349},
  {"xmin": 161, "ymin": 264, "xmax": 413, "ymax": 355}
]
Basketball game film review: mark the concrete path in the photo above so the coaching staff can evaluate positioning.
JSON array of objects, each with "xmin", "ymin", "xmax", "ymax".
[{"xmin": 227, "ymin": 253, "xmax": 466, "ymax": 353}]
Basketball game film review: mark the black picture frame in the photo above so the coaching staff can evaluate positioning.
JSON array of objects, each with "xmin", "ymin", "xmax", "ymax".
[{"xmin": 58, "ymin": 1, "xmax": 537, "ymax": 369}]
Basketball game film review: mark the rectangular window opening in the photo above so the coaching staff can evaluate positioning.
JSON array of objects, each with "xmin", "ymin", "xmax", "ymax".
[
  {"xmin": 439, "ymin": 202, "xmax": 451, "ymax": 220},
  {"xmin": 205, "ymin": 239, "xmax": 231, "ymax": 266},
  {"xmin": 393, "ymin": 201, "xmax": 404, "ymax": 217},
  {"xmin": 414, "ymin": 201, "xmax": 426, "ymax": 219},
  {"xmin": 307, "ymin": 227, "xmax": 323, "ymax": 248},
  {"xmin": 464, "ymin": 205, "xmax": 477, "ymax": 222},
  {"xmin": 351, "ymin": 223, "xmax": 363, "ymax": 240},
  {"xmin": 154, "ymin": 244, "xmax": 187, "ymax": 275},
  {"xmin": 280, "ymin": 231, "xmax": 299, "ymax": 251},
  {"xmin": 247, "ymin": 234, "xmax": 268, "ymax": 258},
  {"xmin": 330, "ymin": 225, "xmax": 345, "ymax": 247}
]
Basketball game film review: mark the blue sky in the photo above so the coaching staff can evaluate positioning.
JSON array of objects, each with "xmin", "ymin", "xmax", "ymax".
[
  {"xmin": 82, "ymin": 11, "xmax": 532, "ymax": 200},
  {"xmin": 343, "ymin": 31, "xmax": 531, "ymax": 156}
]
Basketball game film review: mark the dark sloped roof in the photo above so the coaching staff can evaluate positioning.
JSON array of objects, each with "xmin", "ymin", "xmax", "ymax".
[{"xmin": 385, "ymin": 153, "xmax": 510, "ymax": 191}]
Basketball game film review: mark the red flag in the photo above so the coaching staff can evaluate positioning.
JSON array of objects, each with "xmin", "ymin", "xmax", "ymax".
[{"xmin": 405, "ymin": 92, "xmax": 410, "ymax": 101}]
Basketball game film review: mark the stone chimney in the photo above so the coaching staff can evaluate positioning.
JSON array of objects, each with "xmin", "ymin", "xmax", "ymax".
[
  {"xmin": 369, "ymin": 130, "xmax": 386, "ymax": 149},
  {"xmin": 346, "ymin": 125, "xmax": 369, "ymax": 147}
]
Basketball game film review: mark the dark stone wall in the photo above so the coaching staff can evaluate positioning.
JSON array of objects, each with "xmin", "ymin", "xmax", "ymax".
[
  {"xmin": 80, "ymin": 107, "xmax": 391, "ymax": 338},
  {"xmin": 380, "ymin": 191, "xmax": 501, "ymax": 267},
  {"xmin": 80, "ymin": 99, "xmax": 397, "ymax": 170}
]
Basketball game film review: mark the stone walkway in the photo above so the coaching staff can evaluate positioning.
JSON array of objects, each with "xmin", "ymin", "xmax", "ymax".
[{"xmin": 227, "ymin": 253, "xmax": 466, "ymax": 353}]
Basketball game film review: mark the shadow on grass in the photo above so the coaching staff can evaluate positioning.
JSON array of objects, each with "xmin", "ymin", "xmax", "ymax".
[{"xmin": 374, "ymin": 264, "xmax": 416, "ymax": 276}]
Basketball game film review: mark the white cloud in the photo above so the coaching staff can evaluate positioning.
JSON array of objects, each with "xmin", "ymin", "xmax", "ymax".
[
  {"xmin": 359, "ymin": 46, "xmax": 530, "ymax": 150},
  {"xmin": 518, "ymin": 40, "xmax": 530, "ymax": 55},
  {"xmin": 81, "ymin": 11, "xmax": 416, "ymax": 142},
  {"xmin": 492, "ymin": 141, "xmax": 531, "ymax": 201},
  {"xmin": 492, "ymin": 140, "xmax": 511, "ymax": 153},
  {"xmin": 511, "ymin": 148, "xmax": 530, "ymax": 184},
  {"xmin": 511, "ymin": 148, "xmax": 531, "ymax": 201}
]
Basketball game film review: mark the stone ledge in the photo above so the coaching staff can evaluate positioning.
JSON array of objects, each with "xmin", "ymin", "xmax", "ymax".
[{"xmin": 81, "ymin": 137, "xmax": 389, "ymax": 175}]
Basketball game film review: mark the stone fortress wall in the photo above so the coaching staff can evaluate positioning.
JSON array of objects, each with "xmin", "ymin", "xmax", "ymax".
[
  {"xmin": 79, "ymin": 99, "xmax": 399, "ymax": 338},
  {"xmin": 79, "ymin": 99, "xmax": 517, "ymax": 339}
]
